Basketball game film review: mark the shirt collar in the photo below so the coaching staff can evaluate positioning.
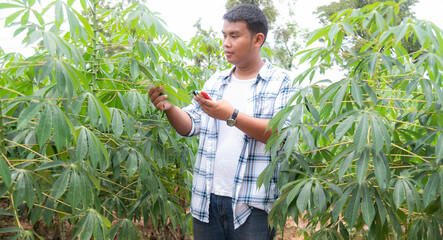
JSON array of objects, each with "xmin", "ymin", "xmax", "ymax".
[{"xmin": 221, "ymin": 58, "xmax": 272, "ymax": 84}]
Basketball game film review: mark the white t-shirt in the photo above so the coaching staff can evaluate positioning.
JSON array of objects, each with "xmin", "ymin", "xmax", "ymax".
[{"xmin": 212, "ymin": 74, "xmax": 255, "ymax": 197}]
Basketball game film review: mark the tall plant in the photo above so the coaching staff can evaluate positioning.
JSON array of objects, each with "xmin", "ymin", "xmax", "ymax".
[
  {"xmin": 265, "ymin": 2, "xmax": 443, "ymax": 239},
  {"xmin": 0, "ymin": 0, "xmax": 226, "ymax": 239}
]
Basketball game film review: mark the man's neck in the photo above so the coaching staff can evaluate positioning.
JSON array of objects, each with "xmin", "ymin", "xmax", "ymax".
[{"xmin": 233, "ymin": 57, "xmax": 264, "ymax": 80}]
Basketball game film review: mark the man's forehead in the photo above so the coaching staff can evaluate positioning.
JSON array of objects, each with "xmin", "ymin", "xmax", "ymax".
[{"xmin": 222, "ymin": 20, "xmax": 248, "ymax": 33}]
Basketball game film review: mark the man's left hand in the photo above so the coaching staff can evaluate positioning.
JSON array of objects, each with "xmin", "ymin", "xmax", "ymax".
[{"xmin": 194, "ymin": 95, "xmax": 234, "ymax": 120}]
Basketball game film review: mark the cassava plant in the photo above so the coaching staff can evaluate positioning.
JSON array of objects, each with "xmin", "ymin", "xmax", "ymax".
[
  {"xmin": 0, "ymin": 0, "xmax": 226, "ymax": 239},
  {"xmin": 265, "ymin": 1, "xmax": 443, "ymax": 239}
]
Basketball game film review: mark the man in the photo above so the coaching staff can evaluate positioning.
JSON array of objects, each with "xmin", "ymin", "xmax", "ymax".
[{"xmin": 149, "ymin": 4, "xmax": 296, "ymax": 239}]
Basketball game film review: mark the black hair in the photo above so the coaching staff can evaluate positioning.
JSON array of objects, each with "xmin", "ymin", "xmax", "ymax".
[{"xmin": 223, "ymin": 4, "xmax": 268, "ymax": 45}]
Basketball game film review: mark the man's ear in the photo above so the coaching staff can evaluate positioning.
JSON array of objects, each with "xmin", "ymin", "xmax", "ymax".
[{"xmin": 254, "ymin": 33, "xmax": 265, "ymax": 47}]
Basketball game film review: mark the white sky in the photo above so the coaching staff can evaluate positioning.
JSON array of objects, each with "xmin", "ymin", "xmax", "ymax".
[{"xmin": 1, "ymin": 0, "xmax": 442, "ymax": 61}]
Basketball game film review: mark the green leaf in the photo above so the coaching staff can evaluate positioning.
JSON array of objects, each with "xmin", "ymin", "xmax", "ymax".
[
  {"xmin": 328, "ymin": 23, "xmax": 340, "ymax": 41},
  {"xmin": 136, "ymin": 92, "xmax": 147, "ymax": 115},
  {"xmin": 376, "ymin": 117, "xmax": 391, "ymax": 152},
  {"xmin": 52, "ymin": 105, "xmax": 71, "ymax": 152},
  {"xmin": 284, "ymin": 129, "xmax": 299, "ymax": 157},
  {"xmin": 43, "ymin": 32, "xmax": 56, "ymax": 56},
  {"xmin": 412, "ymin": 23, "xmax": 427, "ymax": 46},
  {"xmin": 21, "ymin": 10, "xmax": 29, "ymax": 23},
  {"xmin": 338, "ymin": 151, "xmax": 355, "ymax": 181},
  {"xmin": 373, "ymin": 151, "xmax": 390, "ymax": 191},
  {"xmin": 122, "ymin": 113, "xmax": 134, "ymax": 139},
  {"xmin": 77, "ymin": 128, "xmax": 88, "ymax": 161},
  {"xmin": 0, "ymin": 155, "xmax": 11, "ymax": 188},
  {"xmin": 79, "ymin": 171, "xmax": 93, "ymax": 207},
  {"xmin": 290, "ymin": 103, "xmax": 304, "ymax": 125},
  {"xmin": 95, "ymin": 97, "xmax": 111, "ymax": 130},
  {"xmin": 51, "ymin": 168, "xmax": 70, "ymax": 200},
  {"xmin": 130, "ymin": 59, "xmax": 140, "ymax": 80},
  {"xmin": 313, "ymin": 182, "xmax": 326, "ymax": 212},
  {"xmin": 375, "ymin": 192, "xmax": 387, "ymax": 225},
  {"xmin": 163, "ymin": 85, "xmax": 192, "ymax": 105},
  {"xmin": 370, "ymin": 114, "xmax": 383, "ymax": 154},
  {"xmin": 296, "ymin": 180, "xmax": 313, "ymax": 213},
  {"xmin": 14, "ymin": 172, "xmax": 36, "ymax": 208},
  {"xmin": 345, "ymin": 185, "xmax": 361, "ymax": 227},
  {"xmin": 395, "ymin": 23, "xmax": 408, "ymax": 44},
  {"xmin": 5, "ymin": 10, "xmax": 24, "ymax": 26},
  {"xmin": 436, "ymin": 133, "xmax": 443, "ymax": 162},
  {"xmin": 361, "ymin": 185, "xmax": 375, "ymax": 228},
  {"xmin": 354, "ymin": 113, "xmax": 369, "ymax": 151},
  {"xmin": 37, "ymin": 104, "xmax": 53, "ymax": 148},
  {"xmin": 126, "ymin": 151, "xmax": 138, "ymax": 178},
  {"xmin": 17, "ymin": 102, "xmax": 44, "ymax": 130},
  {"xmin": 380, "ymin": 53, "xmax": 393, "ymax": 72},
  {"xmin": 393, "ymin": 179, "xmax": 405, "ymax": 208},
  {"xmin": 126, "ymin": 90, "xmax": 138, "ymax": 113},
  {"xmin": 0, "ymin": 3, "xmax": 22, "ymax": 9},
  {"xmin": 111, "ymin": 109, "xmax": 123, "ymax": 138},
  {"xmin": 68, "ymin": 170, "xmax": 81, "ymax": 209},
  {"xmin": 285, "ymin": 181, "xmax": 303, "ymax": 206},
  {"xmin": 87, "ymin": 130, "xmax": 100, "ymax": 169},
  {"xmin": 304, "ymin": 99, "xmax": 320, "ymax": 123},
  {"xmin": 440, "ymin": 171, "xmax": 443, "ymax": 208},
  {"xmin": 73, "ymin": 8, "xmax": 92, "ymax": 35},
  {"xmin": 300, "ymin": 125, "xmax": 315, "ymax": 150},
  {"xmin": 111, "ymin": 219, "xmax": 142, "ymax": 240},
  {"xmin": 406, "ymin": 78, "xmax": 419, "ymax": 96},
  {"xmin": 34, "ymin": 161, "xmax": 66, "ymax": 171},
  {"xmin": 421, "ymin": 79, "xmax": 434, "ymax": 108},
  {"xmin": 356, "ymin": 147, "xmax": 370, "ymax": 185},
  {"xmin": 335, "ymin": 114, "xmax": 356, "ymax": 141},
  {"xmin": 423, "ymin": 172, "xmax": 439, "ymax": 207},
  {"xmin": 351, "ymin": 79, "xmax": 363, "ymax": 107},
  {"xmin": 88, "ymin": 94, "xmax": 99, "ymax": 127},
  {"xmin": 307, "ymin": 26, "xmax": 329, "ymax": 46},
  {"xmin": 72, "ymin": 211, "xmax": 93, "ymax": 240},
  {"xmin": 0, "ymin": 227, "xmax": 22, "ymax": 234},
  {"xmin": 368, "ymin": 53, "xmax": 379, "ymax": 79},
  {"xmin": 362, "ymin": 82, "xmax": 377, "ymax": 104},
  {"xmin": 138, "ymin": 41, "xmax": 149, "ymax": 57},
  {"xmin": 333, "ymin": 80, "xmax": 348, "ymax": 113},
  {"xmin": 332, "ymin": 185, "xmax": 354, "ymax": 221},
  {"xmin": 375, "ymin": 12, "xmax": 385, "ymax": 29}
]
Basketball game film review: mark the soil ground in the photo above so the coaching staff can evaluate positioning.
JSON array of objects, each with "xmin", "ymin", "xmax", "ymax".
[{"xmin": 0, "ymin": 198, "xmax": 304, "ymax": 239}]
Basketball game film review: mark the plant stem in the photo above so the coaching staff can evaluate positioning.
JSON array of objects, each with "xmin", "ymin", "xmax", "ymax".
[
  {"xmin": 0, "ymin": 99, "xmax": 6, "ymax": 155},
  {"xmin": 9, "ymin": 193, "xmax": 23, "ymax": 229},
  {"xmin": 92, "ymin": 0, "xmax": 98, "ymax": 89}
]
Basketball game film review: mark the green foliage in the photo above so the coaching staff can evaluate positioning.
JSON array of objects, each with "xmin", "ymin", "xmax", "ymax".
[
  {"xmin": 0, "ymin": 0, "xmax": 227, "ymax": 238},
  {"xmin": 266, "ymin": 2, "xmax": 443, "ymax": 238},
  {"xmin": 316, "ymin": 0, "xmax": 421, "ymax": 57}
]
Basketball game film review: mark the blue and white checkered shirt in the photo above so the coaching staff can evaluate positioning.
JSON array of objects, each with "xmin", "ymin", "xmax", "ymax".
[{"xmin": 183, "ymin": 59, "xmax": 297, "ymax": 229}]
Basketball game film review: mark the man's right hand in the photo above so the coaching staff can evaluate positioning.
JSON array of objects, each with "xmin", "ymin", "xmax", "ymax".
[
  {"xmin": 148, "ymin": 86, "xmax": 172, "ymax": 111},
  {"xmin": 148, "ymin": 85, "xmax": 192, "ymax": 136}
]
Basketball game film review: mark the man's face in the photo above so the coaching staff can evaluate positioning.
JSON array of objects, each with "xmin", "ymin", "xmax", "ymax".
[{"xmin": 222, "ymin": 20, "xmax": 257, "ymax": 67}]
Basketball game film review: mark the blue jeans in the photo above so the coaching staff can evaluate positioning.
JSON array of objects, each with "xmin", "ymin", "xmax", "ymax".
[{"xmin": 193, "ymin": 194, "xmax": 275, "ymax": 240}]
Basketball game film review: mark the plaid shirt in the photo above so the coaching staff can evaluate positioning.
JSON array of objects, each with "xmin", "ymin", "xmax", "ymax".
[{"xmin": 183, "ymin": 59, "xmax": 296, "ymax": 229}]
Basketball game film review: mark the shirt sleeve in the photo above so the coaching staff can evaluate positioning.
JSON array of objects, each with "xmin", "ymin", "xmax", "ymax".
[
  {"xmin": 181, "ymin": 100, "xmax": 201, "ymax": 137},
  {"xmin": 274, "ymin": 74, "xmax": 300, "ymax": 129}
]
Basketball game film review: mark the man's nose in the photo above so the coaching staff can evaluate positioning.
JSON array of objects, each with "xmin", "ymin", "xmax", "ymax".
[{"xmin": 222, "ymin": 38, "xmax": 231, "ymax": 48}]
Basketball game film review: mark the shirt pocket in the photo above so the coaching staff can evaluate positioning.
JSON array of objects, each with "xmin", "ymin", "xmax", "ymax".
[{"xmin": 254, "ymin": 91, "xmax": 278, "ymax": 119}]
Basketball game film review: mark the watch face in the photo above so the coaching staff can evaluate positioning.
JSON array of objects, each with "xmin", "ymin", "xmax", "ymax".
[{"xmin": 226, "ymin": 118, "xmax": 236, "ymax": 126}]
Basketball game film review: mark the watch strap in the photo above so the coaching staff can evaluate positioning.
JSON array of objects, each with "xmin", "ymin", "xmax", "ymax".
[{"xmin": 231, "ymin": 109, "xmax": 239, "ymax": 121}]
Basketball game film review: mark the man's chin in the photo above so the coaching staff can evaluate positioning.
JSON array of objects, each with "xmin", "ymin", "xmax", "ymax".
[{"xmin": 225, "ymin": 57, "xmax": 235, "ymax": 64}]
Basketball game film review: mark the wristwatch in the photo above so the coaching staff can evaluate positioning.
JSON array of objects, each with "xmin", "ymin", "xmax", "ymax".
[{"xmin": 226, "ymin": 109, "xmax": 239, "ymax": 127}]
